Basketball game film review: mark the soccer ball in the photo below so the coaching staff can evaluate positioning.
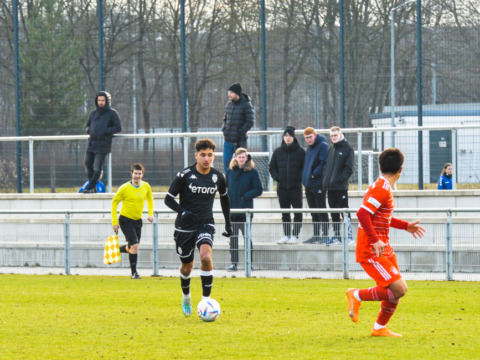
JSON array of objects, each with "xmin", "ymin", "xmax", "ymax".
[{"xmin": 197, "ymin": 298, "xmax": 221, "ymax": 322}]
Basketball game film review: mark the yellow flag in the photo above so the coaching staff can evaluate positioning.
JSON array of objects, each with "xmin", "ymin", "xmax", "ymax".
[{"xmin": 103, "ymin": 235, "xmax": 122, "ymax": 265}]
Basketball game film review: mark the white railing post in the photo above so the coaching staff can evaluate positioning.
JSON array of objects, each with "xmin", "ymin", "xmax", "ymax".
[
  {"xmin": 64, "ymin": 212, "xmax": 71, "ymax": 275},
  {"xmin": 357, "ymin": 132, "xmax": 362, "ymax": 191},
  {"xmin": 342, "ymin": 211, "xmax": 349, "ymax": 279},
  {"xmin": 245, "ymin": 212, "xmax": 252, "ymax": 278},
  {"xmin": 29, "ymin": 138, "xmax": 34, "ymax": 194},
  {"xmin": 446, "ymin": 210, "xmax": 453, "ymax": 280},
  {"xmin": 153, "ymin": 211, "xmax": 159, "ymax": 276}
]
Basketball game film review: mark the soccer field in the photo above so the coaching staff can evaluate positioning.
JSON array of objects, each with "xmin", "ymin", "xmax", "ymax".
[{"xmin": 0, "ymin": 275, "xmax": 478, "ymax": 359}]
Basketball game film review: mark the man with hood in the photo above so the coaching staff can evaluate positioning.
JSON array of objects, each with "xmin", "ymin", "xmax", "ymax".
[
  {"xmin": 222, "ymin": 82, "xmax": 255, "ymax": 174},
  {"xmin": 82, "ymin": 91, "xmax": 122, "ymax": 193},
  {"xmin": 302, "ymin": 127, "xmax": 330, "ymax": 244},
  {"xmin": 323, "ymin": 126, "xmax": 354, "ymax": 245},
  {"xmin": 269, "ymin": 126, "xmax": 306, "ymax": 244}
]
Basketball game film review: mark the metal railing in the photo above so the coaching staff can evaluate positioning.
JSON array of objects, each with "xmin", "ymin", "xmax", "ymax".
[
  {"xmin": 2, "ymin": 123, "xmax": 480, "ymax": 192},
  {"xmin": 0, "ymin": 207, "xmax": 478, "ymax": 281}
]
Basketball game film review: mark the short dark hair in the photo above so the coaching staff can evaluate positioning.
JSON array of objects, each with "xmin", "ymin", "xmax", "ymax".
[
  {"xmin": 378, "ymin": 148, "xmax": 404, "ymax": 174},
  {"xmin": 195, "ymin": 138, "xmax": 216, "ymax": 152},
  {"xmin": 131, "ymin": 163, "xmax": 145, "ymax": 173}
]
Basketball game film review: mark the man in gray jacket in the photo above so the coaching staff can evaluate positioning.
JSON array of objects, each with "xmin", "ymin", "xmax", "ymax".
[{"xmin": 222, "ymin": 83, "xmax": 254, "ymax": 174}]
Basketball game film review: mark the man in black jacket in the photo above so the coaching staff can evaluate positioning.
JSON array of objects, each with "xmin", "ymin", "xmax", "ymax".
[
  {"xmin": 323, "ymin": 126, "xmax": 354, "ymax": 245},
  {"xmin": 82, "ymin": 91, "xmax": 122, "ymax": 193},
  {"xmin": 269, "ymin": 126, "xmax": 306, "ymax": 244},
  {"xmin": 222, "ymin": 83, "xmax": 255, "ymax": 174}
]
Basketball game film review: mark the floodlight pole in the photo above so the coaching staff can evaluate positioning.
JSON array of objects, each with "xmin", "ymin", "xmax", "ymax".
[
  {"xmin": 13, "ymin": 0, "xmax": 22, "ymax": 193},
  {"xmin": 390, "ymin": 0, "xmax": 417, "ymax": 148}
]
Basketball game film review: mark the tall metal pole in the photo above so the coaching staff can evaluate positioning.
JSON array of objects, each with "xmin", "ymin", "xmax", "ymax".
[
  {"xmin": 180, "ymin": 0, "xmax": 187, "ymax": 133},
  {"xmin": 390, "ymin": 0, "xmax": 417, "ymax": 149},
  {"xmin": 13, "ymin": 0, "xmax": 22, "ymax": 193},
  {"xmin": 390, "ymin": 10, "xmax": 396, "ymax": 148},
  {"xmin": 339, "ymin": 0, "xmax": 345, "ymax": 129},
  {"xmin": 98, "ymin": 0, "xmax": 104, "ymax": 91},
  {"xmin": 260, "ymin": 0, "xmax": 267, "ymax": 152},
  {"xmin": 417, "ymin": 0, "xmax": 423, "ymax": 189}
]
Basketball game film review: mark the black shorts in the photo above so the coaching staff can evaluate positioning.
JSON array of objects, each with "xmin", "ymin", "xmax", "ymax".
[
  {"xmin": 174, "ymin": 224, "xmax": 215, "ymax": 264},
  {"xmin": 119, "ymin": 215, "xmax": 143, "ymax": 246}
]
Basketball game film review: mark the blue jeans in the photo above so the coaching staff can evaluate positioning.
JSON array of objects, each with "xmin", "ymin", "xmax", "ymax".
[{"xmin": 223, "ymin": 141, "xmax": 236, "ymax": 174}]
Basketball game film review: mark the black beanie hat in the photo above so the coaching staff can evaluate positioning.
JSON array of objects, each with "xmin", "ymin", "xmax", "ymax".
[
  {"xmin": 228, "ymin": 82, "xmax": 242, "ymax": 96},
  {"xmin": 283, "ymin": 126, "xmax": 296, "ymax": 138}
]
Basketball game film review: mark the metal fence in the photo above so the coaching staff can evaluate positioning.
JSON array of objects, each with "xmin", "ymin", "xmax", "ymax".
[
  {"xmin": 1, "ymin": 123, "xmax": 480, "ymax": 193},
  {"xmin": 0, "ymin": 208, "xmax": 478, "ymax": 281}
]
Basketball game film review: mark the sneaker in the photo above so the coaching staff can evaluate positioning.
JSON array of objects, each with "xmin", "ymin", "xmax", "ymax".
[
  {"xmin": 81, "ymin": 188, "xmax": 97, "ymax": 194},
  {"xmin": 371, "ymin": 327, "xmax": 402, "ymax": 337},
  {"xmin": 326, "ymin": 236, "xmax": 341, "ymax": 245},
  {"xmin": 348, "ymin": 237, "xmax": 355, "ymax": 245},
  {"xmin": 182, "ymin": 300, "xmax": 192, "ymax": 317},
  {"xmin": 277, "ymin": 236, "xmax": 290, "ymax": 244},
  {"xmin": 318, "ymin": 236, "xmax": 329, "ymax": 244},
  {"xmin": 227, "ymin": 264, "xmax": 237, "ymax": 272},
  {"xmin": 131, "ymin": 273, "xmax": 141, "ymax": 279},
  {"xmin": 287, "ymin": 235, "xmax": 299, "ymax": 244},
  {"xmin": 303, "ymin": 236, "xmax": 319, "ymax": 244},
  {"xmin": 345, "ymin": 288, "xmax": 361, "ymax": 322}
]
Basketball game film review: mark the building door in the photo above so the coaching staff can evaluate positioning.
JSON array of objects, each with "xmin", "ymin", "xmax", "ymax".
[{"xmin": 429, "ymin": 130, "xmax": 452, "ymax": 183}]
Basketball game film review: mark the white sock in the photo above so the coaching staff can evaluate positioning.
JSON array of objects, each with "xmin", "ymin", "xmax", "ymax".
[
  {"xmin": 202, "ymin": 296, "xmax": 210, "ymax": 300},
  {"xmin": 373, "ymin": 322, "xmax": 385, "ymax": 330},
  {"xmin": 183, "ymin": 293, "xmax": 191, "ymax": 304},
  {"xmin": 354, "ymin": 290, "xmax": 362, "ymax": 301}
]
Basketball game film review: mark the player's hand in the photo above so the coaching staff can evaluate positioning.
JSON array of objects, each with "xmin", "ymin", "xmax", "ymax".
[
  {"xmin": 181, "ymin": 210, "xmax": 195, "ymax": 223},
  {"xmin": 222, "ymin": 223, "xmax": 233, "ymax": 237},
  {"xmin": 147, "ymin": 216, "xmax": 154, "ymax": 223},
  {"xmin": 406, "ymin": 220, "xmax": 426, "ymax": 239},
  {"xmin": 372, "ymin": 240, "xmax": 386, "ymax": 258},
  {"xmin": 112, "ymin": 225, "xmax": 119, "ymax": 234}
]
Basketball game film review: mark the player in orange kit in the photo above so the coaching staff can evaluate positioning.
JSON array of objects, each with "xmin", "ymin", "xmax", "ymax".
[{"xmin": 346, "ymin": 148, "xmax": 426, "ymax": 337}]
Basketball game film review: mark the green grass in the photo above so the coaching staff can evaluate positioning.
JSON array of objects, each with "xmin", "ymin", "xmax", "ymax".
[{"xmin": 0, "ymin": 275, "xmax": 478, "ymax": 359}]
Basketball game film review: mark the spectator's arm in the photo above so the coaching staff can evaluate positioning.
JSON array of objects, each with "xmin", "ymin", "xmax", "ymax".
[
  {"xmin": 240, "ymin": 102, "xmax": 255, "ymax": 134},
  {"xmin": 106, "ymin": 111, "xmax": 122, "ymax": 135},
  {"xmin": 242, "ymin": 170, "xmax": 263, "ymax": 200}
]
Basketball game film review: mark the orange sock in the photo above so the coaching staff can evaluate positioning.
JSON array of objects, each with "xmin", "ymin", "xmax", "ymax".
[
  {"xmin": 358, "ymin": 286, "xmax": 395, "ymax": 301},
  {"xmin": 376, "ymin": 299, "xmax": 399, "ymax": 326}
]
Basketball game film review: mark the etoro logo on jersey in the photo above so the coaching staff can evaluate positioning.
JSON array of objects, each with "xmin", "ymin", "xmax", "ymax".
[{"xmin": 189, "ymin": 182, "xmax": 217, "ymax": 194}]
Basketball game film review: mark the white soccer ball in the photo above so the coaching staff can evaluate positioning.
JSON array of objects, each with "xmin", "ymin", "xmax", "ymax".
[{"xmin": 197, "ymin": 298, "xmax": 221, "ymax": 322}]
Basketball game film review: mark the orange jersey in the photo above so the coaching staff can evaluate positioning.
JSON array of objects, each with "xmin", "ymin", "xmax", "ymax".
[{"xmin": 356, "ymin": 176, "xmax": 395, "ymax": 262}]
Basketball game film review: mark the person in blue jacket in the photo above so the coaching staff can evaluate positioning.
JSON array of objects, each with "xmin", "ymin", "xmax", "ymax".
[
  {"xmin": 302, "ymin": 127, "xmax": 330, "ymax": 244},
  {"xmin": 438, "ymin": 163, "xmax": 453, "ymax": 190},
  {"xmin": 78, "ymin": 170, "xmax": 106, "ymax": 193},
  {"xmin": 225, "ymin": 148, "xmax": 263, "ymax": 272}
]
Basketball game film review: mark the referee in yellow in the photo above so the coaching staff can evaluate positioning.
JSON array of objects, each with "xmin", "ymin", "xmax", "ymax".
[{"xmin": 111, "ymin": 163, "xmax": 154, "ymax": 279}]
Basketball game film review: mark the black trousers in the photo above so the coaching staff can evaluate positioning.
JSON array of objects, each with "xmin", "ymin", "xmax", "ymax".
[
  {"xmin": 327, "ymin": 189, "xmax": 350, "ymax": 236},
  {"xmin": 305, "ymin": 186, "xmax": 329, "ymax": 236},
  {"xmin": 277, "ymin": 187, "xmax": 303, "ymax": 237},
  {"xmin": 230, "ymin": 215, "xmax": 253, "ymax": 265},
  {"xmin": 84, "ymin": 151, "xmax": 107, "ymax": 190}
]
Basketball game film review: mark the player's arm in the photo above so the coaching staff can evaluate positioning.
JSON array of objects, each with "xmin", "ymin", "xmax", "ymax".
[
  {"xmin": 111, "ymin": 187, "xmax": 124, "ymax": 233},
  {"xmin": 218, "ymin": 177, "xmax": 233, "ymax": 237},
  {"xmin": 146, "ymin": 184, "xmax": 154, "ymax": 223},
  {"xmin": 357, "ymin": 207, "xmax": 385, "ymax": 257},
  {"xmin": 391, "ymin": 217, "xmax": 426, "ymax": 239},
  {"xmin": 164, "ymin": 175, "xmax": 195, "ymax": 222}
]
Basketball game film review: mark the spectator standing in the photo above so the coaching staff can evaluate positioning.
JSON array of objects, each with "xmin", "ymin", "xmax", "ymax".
[
  {"xmin": 269, "ymin": 126, "xmax": 306, "ymax": 244},
  {"xmin": 302, "ymin": 127, "xmax": 330, "ymax": 244},
  {"xmin": 226, "ymin": 148, "xmax": 263, "ymax": 272},
  {"xmin": 437, "ymin": 163, "xmax": 453, "ymax": 190},
  {"xmin": 323, "ymin": 126, "xmax": 354, "ymax": 245},
  {"xmin": 82, "ymin": 91, "xmax": 121, "ymax": 194},
  {"xmin": 222, "ymin": 83, "xmax": 255, "ymax": 174}
]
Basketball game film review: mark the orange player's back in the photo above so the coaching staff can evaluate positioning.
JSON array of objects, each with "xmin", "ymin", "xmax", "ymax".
[{"xmin": 356, "ymin": 176, "xmax": 395, "ymax": 262}]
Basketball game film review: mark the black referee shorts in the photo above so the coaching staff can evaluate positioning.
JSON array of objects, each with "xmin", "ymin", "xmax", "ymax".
[
  {"xmin": 174, "ymin": 224, "xmax": 215, "ymax": 264},
  {"xmin": 119, "ymin": 215, "xmax": 143, "ymax": 247}
]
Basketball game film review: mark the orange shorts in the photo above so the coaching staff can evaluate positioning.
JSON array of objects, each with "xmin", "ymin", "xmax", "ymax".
[{"xmin": 360, "ymin": 253, "xmax": 401, "ymax": 288}]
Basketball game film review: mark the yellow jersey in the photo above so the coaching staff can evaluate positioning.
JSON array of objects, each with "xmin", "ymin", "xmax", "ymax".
[{"xmin": 111, "ymin": 181, "xmax": 154, "ymax": 226}]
